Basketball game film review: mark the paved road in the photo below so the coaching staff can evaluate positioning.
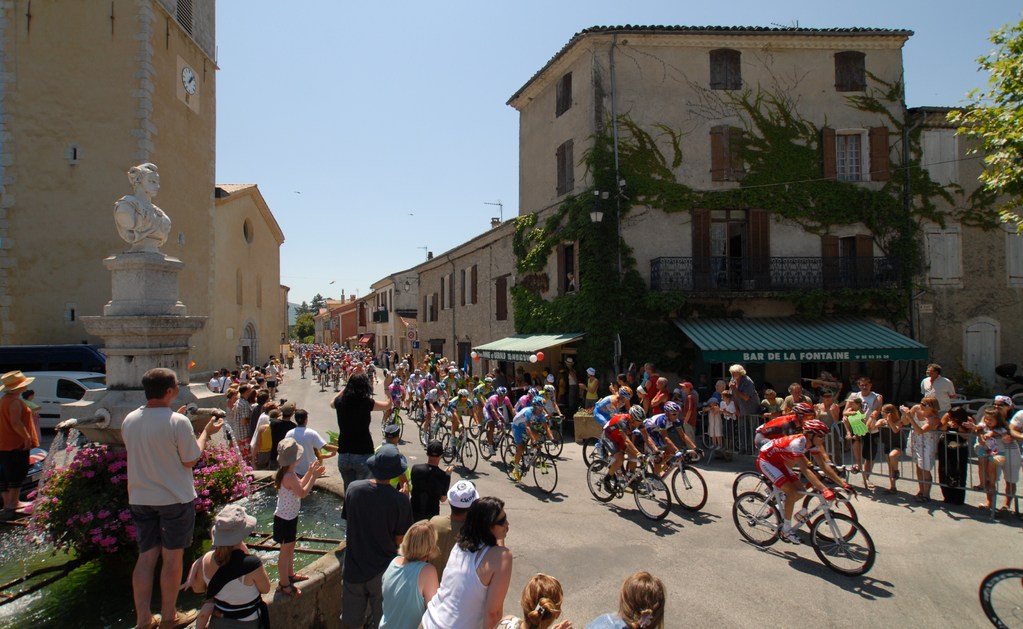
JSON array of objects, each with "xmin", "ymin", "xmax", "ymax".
[{"xmin": 278, "ymin": 369, "xmax": 1021, "ymax": 628}]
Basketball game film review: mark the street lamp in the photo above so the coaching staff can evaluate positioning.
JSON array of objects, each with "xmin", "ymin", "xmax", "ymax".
[{"xmin": 590, "ymin": 190, "xmax": 609, "ymax": 223}]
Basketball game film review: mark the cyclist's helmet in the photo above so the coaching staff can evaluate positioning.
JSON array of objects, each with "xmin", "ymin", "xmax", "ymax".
[
  {"xmin": 496, "ymin": 386, "xmax": 508, "ymax": 396},
  {"xmin": 629, "ymin": 406, "xmax": 647, "ymax": 422},
  {"xmin": 802, "ymin": 419, "xmax": 828, "ymax": 436},
  {"xmin": 543, "ymin": 384, "xmax": 556, "ymax": 394},
  {"xmin": 457, "ymin": 388, "xmax": 470, "ymax": 398},
  {"xmin": 484, "ymin": 376, "xmax": 494, "ymax": 384},
  {"xmin": 793, "ymin": 402, "xmax": 815, "ymax": 417},
  {"xmin": 663, "ymin": 401, "xmax": 681, "ymax": 414},
  {"xmin": 618, "ymin": 386, "xmax": 633, "ymax": 398},
  {"xmin": 436, "ymin": 382, "xmax": 447, "ymax": 390},
  {"xmin": 528, "ymin": 387, "xmax": 539, "ymax": 397},
  {"xmin": 531, "ymin": 398, "xmax": 545, "ymax": 408},
  {"xmin": 391, "ymin": 377, "xmax": 402, "ymax": 386}
]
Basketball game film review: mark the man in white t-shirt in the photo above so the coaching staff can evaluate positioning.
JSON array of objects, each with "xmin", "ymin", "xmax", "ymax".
[
  {"xmin": 285, "ymin": 408, "xmax": 337, "ymax": 476},
  {"xmin": 122, "ymin": 368, "xmax": 223, "ymax": 629},
  {"xmin": 920, "ymin": 363, "xmax": 956, "ymax": 414}
]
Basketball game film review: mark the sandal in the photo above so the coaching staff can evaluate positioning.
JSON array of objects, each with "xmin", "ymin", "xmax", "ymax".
[
  {"xmin": 290, "ymin": 573, "xmax": 310, "ymax": 583},
  {"xmin": 138, "ymin": 613, "xmax": 161, "ymax": 629},
  {"xmin": 158, "ymin": 610, "xmax": 198, "ymax": 629},
  {"xmin": 865, "ymin": 481, "xmax": 876, "ymax": 491},
  {"xmin": 277, "ymin": 582, "xmax": 301, "ymax": 598}
]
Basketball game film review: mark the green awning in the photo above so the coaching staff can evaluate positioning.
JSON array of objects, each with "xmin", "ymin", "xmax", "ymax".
[
  {"xmin": 473, "ymin": 333, "xmax": 584, "ymax": 362},
  {"xmin": 674, "ymin": 317, "xmax": 928, "ymax": 363}
]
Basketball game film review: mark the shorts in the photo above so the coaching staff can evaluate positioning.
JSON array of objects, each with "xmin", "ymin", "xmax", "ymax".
[
  {"xmin": 756, "ymin": 456, "xmax": 799, "ymax": 489},
  {"xmin": 708, "ymin": 414, "xmax": 723, "ymax": 438},
  {"xmin": 0, "ymin": 449, "xmax": 30, "ymax": 491},
  {"xmin": 910, "ymin": 432, "xmax": 937, "ymax": 471},
  {"xmin": 650, "ymin": 432, "xmax": 668, "ymax": 450},
  {"xmin": 131, "ymin": 501, "xmax": 196, "ymax": 552},
  {"xmin": 512, "ymin": 422, "xmax": 528, "ymax": 445},
  {"xmin": 273, "ymin": 515, "xmax": 298, "ymax": 544},
  {"xmin": 341, "ymin": 572, "xmax": 384, "ymax": 629},
  {"xmin": 878, "ymin": 427, "xmax": 903, "ymax": 453},
  {"xmin": 603, "ymin": 429, "xmax": 627, "ymax": 453}
]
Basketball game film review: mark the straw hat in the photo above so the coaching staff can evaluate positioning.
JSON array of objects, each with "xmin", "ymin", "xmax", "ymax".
[
  {"xmin": 0, "ymin": 371, "xmax": 35, "ymax": 393},
  {"xmin": 277, "ymin": 437, "xmax": 303, "ymax": 468},
  {"xmin": 210, "ymin": 504, "xmax": 257, "ymax": 547}
]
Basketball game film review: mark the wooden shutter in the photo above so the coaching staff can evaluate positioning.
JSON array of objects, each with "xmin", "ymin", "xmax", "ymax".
[
  {"xmin": 747, "ymin": 209, "xmax": 771, "ymax": 285},
  {"xmin": 692, "ymin": 209, "xmax": 711, "ymax": 289},
  {"xmin": 729, "ymin": 127, "xmax": 745, "ymax": 181},
  {"xmin": 710, "ymin": 126, "xmax": 727, "ymax": 181},
  {"xmin": 556, "ymin": 244, "xmax": 566, "ymax": 295},
  {"xmin": 471, "ymin": 265, "xmax": 478, "ymax": 304},
  {"xmin": 869, "ymin": 127, "xmax": 890, "ymax": 181},
  {"xmin": 854, "ymin": 234, "xmax": 874, "ymax": 288},
  {"xmin": 448, "ymin": 272, "xmax": 455, "ymax": 309},
  {"xmin": 822, "ymin": 127, "xmax": 837, "ymax": 180},
  {"xmin": 821, "ymin": 234, "xmax": 839, "ymax": 288},
  {"xmin": 460, "ymin": 269, "xmax": 466, "ymax": 306},
  {"xmin": 495, "ymin": 277, "xmax": 507, "ymax": 321},
  {"xmin": 422, "ymin": 295, "xmax": 428, "ymax": 321}
]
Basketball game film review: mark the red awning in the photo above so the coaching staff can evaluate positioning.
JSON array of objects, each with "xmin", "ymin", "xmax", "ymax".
[{"xmin": 358, "ymin": 333, "xmax": 375, "ymax": 344}]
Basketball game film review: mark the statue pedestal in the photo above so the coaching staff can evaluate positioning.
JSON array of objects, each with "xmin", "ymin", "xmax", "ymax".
[{"xmin": 103, "ymin": 251, "xmax": 188, "ymax": 316}]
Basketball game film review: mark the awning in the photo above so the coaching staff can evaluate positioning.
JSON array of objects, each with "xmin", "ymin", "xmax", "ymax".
[
  {"xmin": 473, "ymin": 333, "xmax": 584, "ymax": 362},
  {"xmin": 358, "ymin": 333, "xmax": 375, "ymax": 345},
  {"xmin": 674, "ymin": 317, "xmax": 928, "ymax": 363}
]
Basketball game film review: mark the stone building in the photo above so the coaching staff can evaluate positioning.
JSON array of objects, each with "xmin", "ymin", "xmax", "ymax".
[
  {"xmin": 504, "ymin": 25, "xmax": 948, "ymax": 396},
  {"xmin": 0, "ymin": 1, "xmax": 285, "ymax": 371}
]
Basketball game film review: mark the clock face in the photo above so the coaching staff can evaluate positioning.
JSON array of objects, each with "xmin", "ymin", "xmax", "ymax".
[{"xmin": 181, "ymin": 66, "xmax": 197, "ymax": 95}]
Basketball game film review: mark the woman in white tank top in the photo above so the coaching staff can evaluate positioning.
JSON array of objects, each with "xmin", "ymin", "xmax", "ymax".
[{"xmin": 421, "ymin": 496, "xmax": 513, "ymax": 629}]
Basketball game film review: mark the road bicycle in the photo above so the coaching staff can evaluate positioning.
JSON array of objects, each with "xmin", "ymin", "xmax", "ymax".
[
  {"xmin": 731, "ymin": 485, "xmax": 875, "ymax": 576},
  {"xmin": 383, "ymin": 405, "xmax": 404, "ymax": 441},
  {"xmin": 658, "ymin": 450, "xmax": 708, "ymax": 512},
  {"xmin": 440, "ymin": 428, "xmax": 479, "ymax": 474},
  {"xmin": 299, "ymin": 362, "xmax": 307, "ymax": 379},
  {"xmin": 543, "ymin": 414, "xmax": 565, "ymax": 458},
  {"xmin": 980, "ymin": 567, "xmax": 1023, "ymax": 628},
  {"xmin": 419, "ymin": 409, "xmax": 452, "ymax": 449},
  {"xmin": 586, "ymin": 452, "xmax": 672, "ymax": 521},
  {"xmin": 732, "ymin": 466, "xmax": 859, "ymax": 525},
  {"xmin": 503, "ymin": 439, "xmax": 558, "ymax": 494}
]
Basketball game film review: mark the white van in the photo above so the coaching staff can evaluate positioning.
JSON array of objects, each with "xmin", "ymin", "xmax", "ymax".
[{"xmin": 24, "ymin": 371, "xmax": 106, "ymax": 429}]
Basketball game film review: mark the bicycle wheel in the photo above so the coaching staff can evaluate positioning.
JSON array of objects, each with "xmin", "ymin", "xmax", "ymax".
[
  {"xmin": 810, "ymin": 513, "xmax": 876, "ymax": 576},
  {"xmin": 418, "ymin": 419, "xmax": 430, "ymax": 447},
  {"xmin": 732, "ymin": 491, "xmax": 782, "ymax": 546},
  {"xmin": 582, "ymin": 438, "xmax": 606, "ymax": 466},
  {"xmin": 459, "ymin": 438, "xmax": 479, "ymax": 473},
  {"xmin": 732, "ymin": 471, "xmax": 769, "ymax": 500},
  {"xmin": 980, "ymin": 568, "xmax": 1023, "ymax": 629},
  {"xmin": 440, "ymin": 430, "xmax": 458, "ymax": 465},
  {"xmin": 802, "ymin": 491, "xmax": 858, "ymax": 541},
  {"xmin": 586, "ymin": 460, "xmax": 617, "ymax": 503},
  {"xmin": 532, "ymin": 454, "xmax": 559, "ymax": 494},
  {"xmin": 467, "ymin": 420, "xmax": 483, "ymax": 440},
  {"xmin": 502, "ymin": 441, "xmax": 519, "ymax": 480},
  {"xmin": 671, "ymin": 465, "xmax": 708, "ymax": 512},
  {"xmin": 480, "ymin": 433, "xmax": 497, "ymax": 460},
  {"xmin": 543, "ymin": 429, "xmax": 564, "ymax": 458},
  {"xmin": 633, "ymin": 474, "xmax": 671, "ymax": 520}
]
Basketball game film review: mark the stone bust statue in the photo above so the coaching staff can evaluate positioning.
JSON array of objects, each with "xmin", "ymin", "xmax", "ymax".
[{"xmin": 113, "ymin": 162, "xmax": 172, "ymax": 252}]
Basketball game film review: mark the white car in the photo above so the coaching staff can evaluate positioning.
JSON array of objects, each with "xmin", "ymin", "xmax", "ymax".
[{"xmin": 24, "ymin": 371, "xmax": 106, "ymax": 429}]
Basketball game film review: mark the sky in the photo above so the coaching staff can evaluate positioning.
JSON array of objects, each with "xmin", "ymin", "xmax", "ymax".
[{"xmin": 215, "ymin": 1, "xmax": 1022, "ymax": 306}]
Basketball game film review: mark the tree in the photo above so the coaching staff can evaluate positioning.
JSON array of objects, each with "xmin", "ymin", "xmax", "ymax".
[
  {"xmin": 950, "ymin": 18, "xmax": 1023, "ymax": 231},
  {"xmin": 294, "ymin": 313, "xmax": 315, "ymax": 341},
  {"xmin": 310, "ymin": 293, "xmax": 327, "ymax": 311},
  {"xmin": 295, "ymin": 301, "xmax": 312, "ymax": 316}
]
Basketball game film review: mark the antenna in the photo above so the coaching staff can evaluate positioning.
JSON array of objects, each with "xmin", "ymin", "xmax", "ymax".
[
  {"xmin": 417, "ymin": 246, "xmax": 429, "ymax": 259},
  {"xmin": 484, "ymin": 200, "xmax": 504, "ymax": 222}
]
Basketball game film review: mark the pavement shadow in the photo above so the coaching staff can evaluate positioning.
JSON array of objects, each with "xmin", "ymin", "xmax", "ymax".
[
  {"xmin": 601, "ymin": 502, "xmax": 684, "ymax": 536},
  {"xmin": 670, "ymin": 506, "xmax": 721, "ymax": 526},
  {"xmin": 740, "ymin": 540, "xmax": 895, "ymax": 598},
  {"xmin": 865, "ymin": 490, "xmax": 1023, "ymax": 527},
  {"xmin": 513, "ymin": 483, "xmax": 567, "ymax": 503}
]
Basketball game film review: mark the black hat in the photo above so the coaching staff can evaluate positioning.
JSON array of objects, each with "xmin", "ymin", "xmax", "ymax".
[{"xmin": 367, "ymin": 444, "xmax": 407, "ymax": 480}]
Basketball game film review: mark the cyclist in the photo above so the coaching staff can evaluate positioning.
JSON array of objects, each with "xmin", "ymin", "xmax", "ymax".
[
  {"xmin": 601, "ymin": 406, "xmax": 651, "ymax": 490},
  {"xmin": 386, "ymin": 377, "xmax": 405, "ymax": 423},
  {"xmin": 510, "ymin": 398, "xmax": 550, "ymax": 480},
  {"xmin": 514, "ymin": 387, "xmax": 541, "ymax": 413},
  {"xmin": 447, "ymin": 388, "xmax": 475, "ymax": 435},
  {"xmin": 754, "ymin": 402, "xmax": 816, "ymax": 450},
  {"xmin": 471, "ymin": 376, "xmax": 495, "ymax": 432},
  {"xmin": 593, "ymin": 386, "xmax": 633, "ymax": 427},
  {"xmin": 541, "ymin": 384, "xmax": 559, "ymax": 416},
  {"xmin": 643, "ymin": 401, "xmax": 701, "ymax": 475},
  {"xmin": 756, "ymin": 419, "xmax": 851, "ymax": 544},
  {"xmin": 439, "ymin": 367, "xmax": 459, "ymax": 394},
  {"xmin": 421, "ymin": 381, "xmax": 449, "ymax": 438},
  {"xmin": 482, "ymin": 386, "xmax": 514, "ymax": 457}
]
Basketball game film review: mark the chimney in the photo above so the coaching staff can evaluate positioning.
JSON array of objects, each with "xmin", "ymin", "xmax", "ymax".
[
  {"xmin": 491, "ymin": 217, "xmax": 501, "ymax": 229},
  {"xmin": 427, "ymin": 251, "xmax": 433, "ymax": 260},
  {"xmin": 349, "ymin": 295, "xmax": 356, "ymax": 302}
]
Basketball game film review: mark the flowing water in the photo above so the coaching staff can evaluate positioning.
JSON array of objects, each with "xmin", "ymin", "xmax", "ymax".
[{"xmin": 0, "ymin": 487, "xmax": 345, "ymax": 628}]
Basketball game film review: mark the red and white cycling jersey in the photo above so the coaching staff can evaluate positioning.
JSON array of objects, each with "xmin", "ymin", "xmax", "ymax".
[{"xmin": 758, "ymin": 434, "xmax": 819, "ymax": 463}]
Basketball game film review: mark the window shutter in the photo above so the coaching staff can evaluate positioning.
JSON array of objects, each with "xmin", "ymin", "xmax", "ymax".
[
  {"xmin": 556, "ymin": 244, "xmax": 566, "ymax": 295},
  {"xmin": 460, "ymin": 269, "xmax": 466, "ymax": 306},
  {"xmin": 729, "ymin": 127, "xmax": 745, "ymax": 181},
  {"xmin": 821, "ymin": 127, "xmax": 837, "ymax": 179},
  {"xmin": 422, "ymin": 295, "xmax": 428, "ymax": 321},
  {"xmin": 748, "ymin": 209, "xmax": 771, "ymax": 285},
  {"xmin": 710, "ymin": 127, "xmax": 727, "ymax": 181},
  {"xmin": 692, "ymin": 209, "xmax": 711, "ymax": 289},
  {"xmin": 448, "ymin": 273, "xmax": 455, "ymax": 309},
  {"xmin": 869, "ymin": 127, "xmax": 890, "ymax": 181},
  {"xmin": 471, "ymin": 265, "xmax": 478, "ymax": 304},
  {"xmin": 495, "ymin": 277, "xmax": 507, "ymax": 321},
  {"xmin": 821, "ymin": 235, "xmax": 839, "ymax": 287}
]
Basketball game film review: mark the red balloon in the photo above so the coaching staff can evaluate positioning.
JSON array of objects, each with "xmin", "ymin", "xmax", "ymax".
[
  {"xmin": 536, "ymin": 351, "xmax": 545, "ymax": 362},
  {"xmin": 473, "ymin": 354, "xmax": 480, "ymax": 360}
]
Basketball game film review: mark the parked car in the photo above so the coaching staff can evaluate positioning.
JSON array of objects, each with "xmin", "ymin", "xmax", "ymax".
[
  {"xmin": 24, "ymin": 371, "xmax": 106, "ymax": 429},
  {"xmin": 0, "ymin": 344, "xmax": 105, "ymax": 374}
]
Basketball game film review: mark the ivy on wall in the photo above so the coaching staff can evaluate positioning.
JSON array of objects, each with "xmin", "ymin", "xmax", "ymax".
[{"xmin": 512, "ymin": 79, "xmax": 997, "ymax": 373}]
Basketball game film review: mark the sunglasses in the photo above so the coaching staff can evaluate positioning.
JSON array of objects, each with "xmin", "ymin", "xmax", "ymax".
[{"xmin": 495, "ymin": 514, "xmax": 508, "ymax": 526}]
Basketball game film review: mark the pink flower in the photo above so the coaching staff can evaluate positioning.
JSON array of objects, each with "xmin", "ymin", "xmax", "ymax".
[{"xmin": 97, "ymin": 510, "xmax": 110, "ymax": 519}]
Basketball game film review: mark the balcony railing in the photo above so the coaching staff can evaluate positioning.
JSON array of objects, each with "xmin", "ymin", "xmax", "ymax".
[
  {"xmin": 650, "ymin": 256, "xmax": 900, "ymax": 292},
  {"xmin": 372, "ymin": 310, "xmax": 389, "ymax": 323}
]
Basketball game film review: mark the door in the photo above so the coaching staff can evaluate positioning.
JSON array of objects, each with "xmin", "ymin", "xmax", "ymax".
[{"xmin": 965, "ymin": 319, "xmax": 999, "ymax": 387}]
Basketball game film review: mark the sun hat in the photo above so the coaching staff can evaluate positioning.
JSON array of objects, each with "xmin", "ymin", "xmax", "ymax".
[
  {"xmin": 994, "ymin": 395, "xmax": 1014, "ymax": 408},
  {"xmin": 367, "ymin": 444, "xmax": 407, "ymax": 480},
  {"xmin": 211, "ymin": 504, "xmax": 257, "ymax": 547},
  {"xmin": 277, "ymin": 437, "xmax": 303, "ymax": 468},
  {"xmin": 0, "ymin": 371, "xmax": 35, "ymax": 393},
  {"xmin": 447, "ymin": 480, "xmax": 479, "ymax": 508},
  {"xmin": 383, "ymin": 423, "xmax": 401, "ymax": 438},
  {"xmin": 426, "ymin": 439, "xmax": 444, "ymax": 457},
  {"xmin": 546, "ymin": 374, "xmax": 555, "ymax": 383},
  {"xmin": 586, "ymin": 367, "xmax": 596, "ymax": 376}
]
